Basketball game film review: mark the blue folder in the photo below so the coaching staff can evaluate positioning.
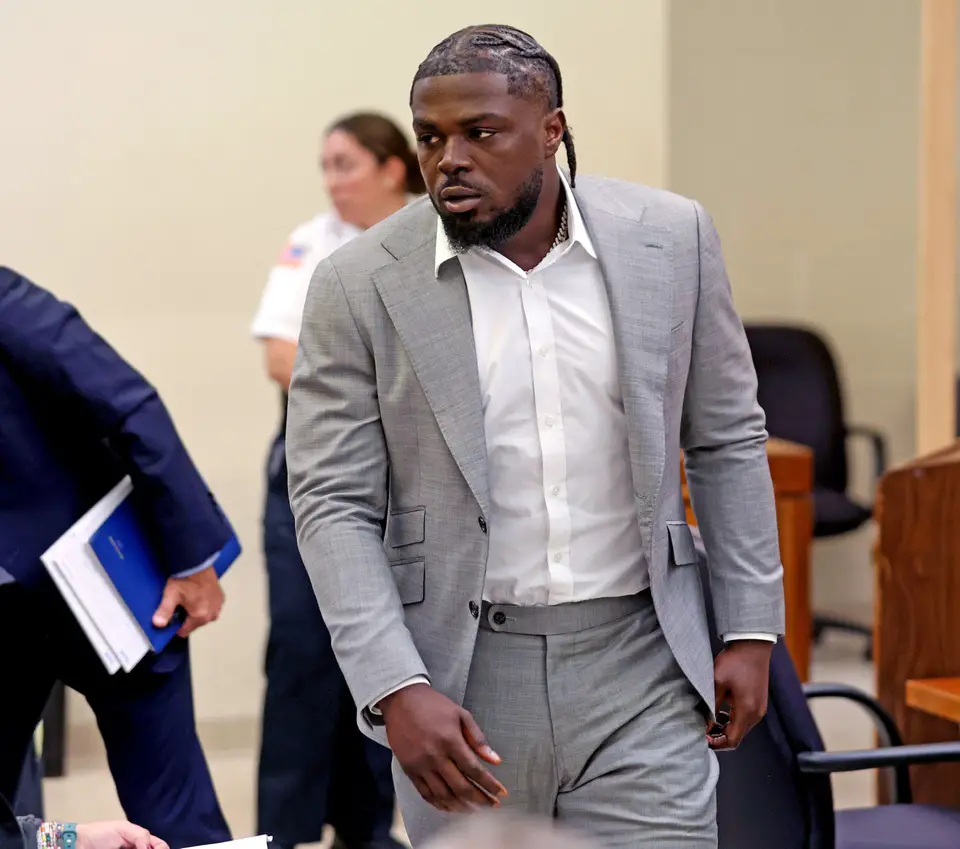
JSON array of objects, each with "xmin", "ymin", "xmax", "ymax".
[{"xmin": 88, "ymin": 497, "xmax": 240, "ymax": 653}]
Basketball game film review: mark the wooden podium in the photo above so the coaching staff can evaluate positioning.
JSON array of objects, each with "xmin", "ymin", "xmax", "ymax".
[
  {"xmin": 682, "ymin": 438, "xmax": 814, "ymax": 680},
  {"xmin": 875, "ymin": 441, "xmax": 960, "ymax": 806}
]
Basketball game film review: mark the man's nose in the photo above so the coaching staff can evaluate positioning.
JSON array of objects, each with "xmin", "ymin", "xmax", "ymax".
[{"xmin": 438, "ymin": 137, "xmax": 470, "ymax": 175}]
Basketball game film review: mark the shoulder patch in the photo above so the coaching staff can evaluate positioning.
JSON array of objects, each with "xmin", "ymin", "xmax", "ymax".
[{"xmin": 276, "ymin": 242, "xmax": 309, "ymax": 268}]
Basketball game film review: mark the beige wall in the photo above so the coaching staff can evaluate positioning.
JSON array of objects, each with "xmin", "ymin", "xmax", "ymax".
[
  {"xmin": 669, "ymin": 0, "xmax": 920, "ymax": 611},
  {"xmin": 0, "ymin": 0, "xmax": 668, "ymax": 730}
]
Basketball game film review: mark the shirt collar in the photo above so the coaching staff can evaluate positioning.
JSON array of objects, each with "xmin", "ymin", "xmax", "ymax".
[{"xmin": 434, "ymin": 166, "xmax": 596, "ymax": 277}]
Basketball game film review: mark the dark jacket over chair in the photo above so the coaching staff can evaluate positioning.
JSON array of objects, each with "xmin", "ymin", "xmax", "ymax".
[
  {"xmin": 691, "ymin": 528, "xmax": 960, "ymax": 848},
  {"xmin": 0, "ymin": 267, "xmax": 231, "ymax": 585}
]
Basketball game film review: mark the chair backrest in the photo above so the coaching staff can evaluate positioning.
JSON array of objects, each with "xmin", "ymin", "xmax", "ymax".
[
  {"xmin": 693, "ymin": 529, "xmax": 836, "ymax": 849},
  {"xmin": 743, "ymin": 323, "xmax": 849, "ymax": 494}
]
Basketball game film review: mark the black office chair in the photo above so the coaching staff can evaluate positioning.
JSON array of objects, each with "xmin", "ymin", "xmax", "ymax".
[
  {"xmin": 744, "ymin": 324, "xmax": 887, "ymax": 660},
  {"xmin": 690, "ymin": 528, "xmax": 960, "ymax": 849}
]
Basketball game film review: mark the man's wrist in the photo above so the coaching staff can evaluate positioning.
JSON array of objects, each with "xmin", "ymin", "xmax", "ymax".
[
  {"xmin": 377, "ymin": 681, "xmax": 431, "ymax": 718},
  {"xmin": 369, "ymin": 675, "xmax": 430, "ymax": 716}
]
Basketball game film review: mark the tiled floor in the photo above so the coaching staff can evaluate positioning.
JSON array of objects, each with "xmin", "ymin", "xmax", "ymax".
[{"xmin": 43, "ymin": 635, "xmax": 876, "ymax": 847}]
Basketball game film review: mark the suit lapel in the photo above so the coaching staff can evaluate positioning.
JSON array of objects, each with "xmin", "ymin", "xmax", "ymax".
[
  {"xmin": 578, "ymin": 196, "xmax": 674, "ymax": 527},
  {"xmin": 372, "ymin": 238, "xmax": 490, "ymax": 515}
]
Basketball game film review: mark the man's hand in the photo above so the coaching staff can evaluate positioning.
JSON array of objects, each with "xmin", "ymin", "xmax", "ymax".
[
  {"xmin": 152, "ymin": 565, "xmax": 224, "ymax": 637},
  {"xmin": 76, "ymin": 821, "xmax": 168, "ymax": 849},
  {"xmin": 708, "ymin": 640, "xmax": 773, "ymax": 750},
  {"xmin": 379, "ymin": 683, "xmax": 508, "ymax": 813}
]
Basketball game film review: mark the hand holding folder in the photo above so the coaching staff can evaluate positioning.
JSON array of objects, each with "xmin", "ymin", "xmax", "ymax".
[
  {"xmin": 151, "ymin": 565, "xmax": 225, "ymax": 638},
  {"xmin": 42, "ymin": 477, "xmax": 241, "ymax": 674}
]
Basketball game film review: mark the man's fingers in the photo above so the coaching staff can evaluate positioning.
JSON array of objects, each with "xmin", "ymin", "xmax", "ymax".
[
  {"xmin": 421, "ymin": 771, "xmax": 463, "ymax": 812},
  {"xmin": 177, "ymin": 615, "xmax": 201, "ymax": 638},
  {"xmin": 450, "ymin": 733, "xmax": 505, "ymax": 800},
  {"xmin": 438, "ymin": 759, "xmax": 498, "ymax": 808},
  {"xmin": 707, "ymin": 731, "xmax": 731, "ymax": 750},
  {"xmin": 176, "ymin": 605, "xmax": 221, "ymax": 637},
  {"xmin": 411, "ymin": 775, "xmax": 439, "ymax": 809},
  {"xmin": 461, "ymin": 711, "xmax": 501, "ymax": 765},
  {"xmin": 152, "ymin": 585, "xmax": 182, "ymax": 628},
  {"xmin": 719, "ymin": 709, "xmax": 749, "ymax": 749},
  {"xmin": 456, "ymin": 756, "xmax": 506, "ymax": 801}
]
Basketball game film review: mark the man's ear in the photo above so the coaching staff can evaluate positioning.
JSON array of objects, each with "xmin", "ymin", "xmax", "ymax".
[{"xmin": 544, "ymin": 108, "xmax": 566, "ymax": 158}]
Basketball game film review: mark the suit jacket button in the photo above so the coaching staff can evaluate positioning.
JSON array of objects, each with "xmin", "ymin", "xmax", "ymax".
[
  {"xmin": 469, "ymin": 601, "xmax": 479, "ymax": 619},
  {"xmin": 493, "ymin": 611, "xmax": 507, "ymax": 626},
  {"xmin": 478, "ymin": 517, "xmax": 487, "ymax": 534}
]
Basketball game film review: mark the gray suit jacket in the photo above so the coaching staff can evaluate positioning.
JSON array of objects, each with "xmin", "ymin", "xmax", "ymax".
[{"xmin": 287, "ymin": 175, "xmax": 785, "ymax": 745}]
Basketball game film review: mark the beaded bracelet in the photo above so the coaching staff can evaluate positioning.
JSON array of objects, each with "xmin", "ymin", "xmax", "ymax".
[{"xmin": 36, "ymin": 822, "xmax": 78, "ymax": 849}]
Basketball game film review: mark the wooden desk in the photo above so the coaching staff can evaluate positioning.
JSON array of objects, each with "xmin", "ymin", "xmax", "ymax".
[
  {"xmin": 876, "ymin": 441, "xmax": 960, "ymax": 806},
  {"xmin": 907, "ymin": 678, "xmax": 960, "ymax": 725},
  {"xmin": 682, "ymin": 438, "xmax": 814, "ymax": 681}
]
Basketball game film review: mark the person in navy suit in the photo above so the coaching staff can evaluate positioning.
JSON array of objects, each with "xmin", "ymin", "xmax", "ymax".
[{"xmin": 0, "ymin": 268, "xmax": 234, "ymax": 849}]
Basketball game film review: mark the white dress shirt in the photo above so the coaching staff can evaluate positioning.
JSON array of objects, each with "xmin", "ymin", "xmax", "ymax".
[
  {"xmin": 440, "ymin": 174, "xmax": 649, "ymax": 607},
  {"xmin": 371, "ymin": 170, "xmax": 773, "ymax": 712}
]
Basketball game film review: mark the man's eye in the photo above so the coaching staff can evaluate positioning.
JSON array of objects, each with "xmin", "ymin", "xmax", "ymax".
[
  {"xmin": 470, "ymin": 129, "xmax": 495, "ymax": 140},
  {"xmin": 418, "ymin": 134, "xmax": 438, "ymax": 145}
]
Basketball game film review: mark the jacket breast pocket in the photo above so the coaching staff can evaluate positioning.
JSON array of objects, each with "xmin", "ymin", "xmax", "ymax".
[
  {"xmin": 385, "ymin": 507, "xmax": 425, "ymax": 548},
  {"xmin": 390, "ymin": 558, "xmax": 425, "ymax": 605},
  {"xmin": 667, "ymin": 520, "xmax": 698, "ymax": 567}
]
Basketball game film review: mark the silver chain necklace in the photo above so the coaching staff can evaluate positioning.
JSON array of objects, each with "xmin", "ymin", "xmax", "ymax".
[{"xmin": 550, "ymin": 204, "xmax": 569, "ymax": 253}]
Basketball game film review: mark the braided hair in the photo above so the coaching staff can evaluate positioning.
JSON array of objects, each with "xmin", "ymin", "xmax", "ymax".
[{"xmin": 411, "ymin": 24, "xmax": 577, "ymax": 186}]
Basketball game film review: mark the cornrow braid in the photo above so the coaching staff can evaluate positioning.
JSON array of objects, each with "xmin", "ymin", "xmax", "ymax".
[{"xmin": 411, "ymin": 24, "xmax": 578, "ymax": 186}]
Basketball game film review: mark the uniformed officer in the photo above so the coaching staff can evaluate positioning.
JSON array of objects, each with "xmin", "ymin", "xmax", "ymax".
[{"xmin": 251, "ymin": 113, "xmax": 424, "ymax": 849}]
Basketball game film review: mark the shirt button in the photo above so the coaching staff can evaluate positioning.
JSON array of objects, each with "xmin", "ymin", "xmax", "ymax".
[
  {"xmin": 469, "ymin": 601, "xmax": 479, "ymax": 619},
  {"xmin": 539, "ymin": 346, "xmax": 549, "ymax": 357},
  {"xmin": 544, "ymin": 416, "xmax": 555, "ymax": 428},
  {"xmin": 553, "ymin": 553, "xmax": 563, "ymax": 563},
  {"xmin": 478, "ymin": 516, "xmax": 487, "ymax": 534},
  {"xmin": 551, "ymin": 485, "xmax": 561, "ymax": 496}
]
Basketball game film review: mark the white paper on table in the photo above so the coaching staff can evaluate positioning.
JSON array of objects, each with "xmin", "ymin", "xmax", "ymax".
[
  {"xmin": 40, "ymin": 476, "xmax": 151, "ymax": 673},
  {"xmin": 185, "ymin": 836, "xmax": 272, "ymax": 849}
]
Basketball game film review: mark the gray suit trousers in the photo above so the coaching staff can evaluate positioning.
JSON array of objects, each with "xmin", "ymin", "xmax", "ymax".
[{"xmin": 394, "ymin": 592, "xmax": 719, "ymax": 848}]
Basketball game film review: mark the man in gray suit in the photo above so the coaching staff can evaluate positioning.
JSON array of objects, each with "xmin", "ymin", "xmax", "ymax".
[{"xmin": 287, "ymin": 24, "xmax": 784, "ymax": 849}]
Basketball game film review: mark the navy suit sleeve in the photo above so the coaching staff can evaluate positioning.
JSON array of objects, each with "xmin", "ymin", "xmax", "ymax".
[
  {"xmin": 0, "ymin": 268, "xmax": 230, "ymax": 576},
  {"xmin": 15, "ymin": 816, "xmax": 38, "ymax": 848}
]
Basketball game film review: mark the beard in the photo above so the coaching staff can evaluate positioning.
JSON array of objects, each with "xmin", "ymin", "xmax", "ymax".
[{"xmin": 433, "ymin": 166, "xmax": 544, "ymax": 254}]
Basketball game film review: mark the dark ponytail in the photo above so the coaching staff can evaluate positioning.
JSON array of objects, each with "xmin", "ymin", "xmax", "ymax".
[{"xmin": 326, "ymin": 112, "xmax": 425, "ymax": 195}]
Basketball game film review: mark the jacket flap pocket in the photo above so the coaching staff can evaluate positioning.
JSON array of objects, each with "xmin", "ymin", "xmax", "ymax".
[
  {"xmin": 386, "ymin": 507, "xmax": 425, "ymax": 548},
  {"xmin": 390, "ymin": 558, "xmax": 425, "ymax": 605},
  {"xmin": 667, "ymin": 521, "xmax": 697, "ymax": 566}
]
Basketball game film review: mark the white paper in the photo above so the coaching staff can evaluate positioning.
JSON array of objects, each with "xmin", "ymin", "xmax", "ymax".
[
  {"xmin": 40, "ymin": 476, "xmax": 151, "ymax": 673},
  {"xmin": 41, "ymin": 551, "xmax": 121, "ymax": 674},
  {"xmin": 185, "ymin": 836, "xmax": 271, "ymax": 849}
]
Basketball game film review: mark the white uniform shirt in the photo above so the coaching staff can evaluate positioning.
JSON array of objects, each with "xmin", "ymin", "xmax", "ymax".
[
  {"xmin": 371, "ymin": 169, "xmax": 773, "ymax": 710},
  {"xmin": 251, "ymin": 212, "xmax": 361, "ymax": 343}
]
